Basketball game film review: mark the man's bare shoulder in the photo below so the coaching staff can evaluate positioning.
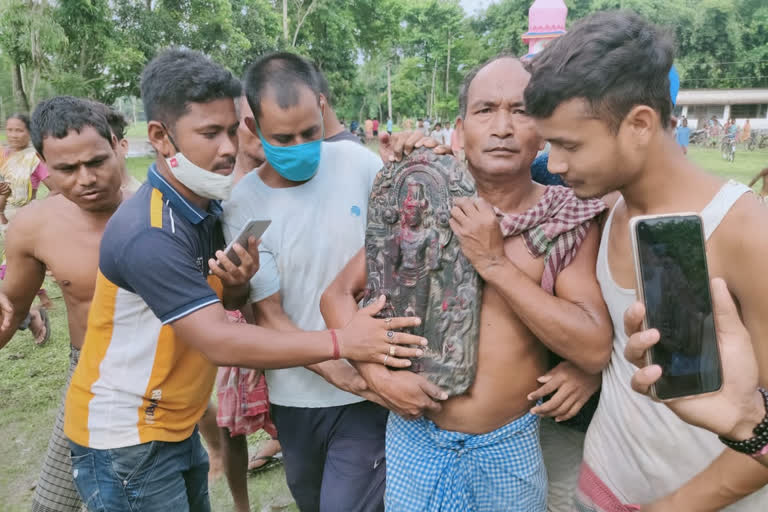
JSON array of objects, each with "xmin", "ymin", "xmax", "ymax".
[
  {"xmin": 717, "ymin": 192, "xmax": 768, "ymax": 244},
  {"xmin": 8, "ymin": 195, "xmax": 77, "ymax": 237},
  {"xmin": 714, "ymin": 193, "xmax": 768, "ymax": 284}
]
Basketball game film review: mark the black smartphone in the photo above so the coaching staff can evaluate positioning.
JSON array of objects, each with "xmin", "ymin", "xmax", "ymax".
[{"xmin": 630, "ymin": 213, "xmax": 722, "ymax": 400}]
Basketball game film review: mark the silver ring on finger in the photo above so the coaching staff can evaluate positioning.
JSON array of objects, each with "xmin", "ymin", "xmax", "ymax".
[
  {"xmin": 386, "ymin": 330, "xmax": 395, "ymax": 341},
  {"xmin": 389, "ymin": 345, "xmax": 396, "ymax": 357},
  {"xmin": 384, "ymin": 317, "xmax": 392, "ymax": 325},
  {"xmin": 383, "ymin": 354, "xmax": 389, "ymax": 365}
]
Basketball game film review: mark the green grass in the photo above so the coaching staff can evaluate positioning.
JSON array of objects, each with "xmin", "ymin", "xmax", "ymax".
[
  {"xmin": 126, "ymin": 155, "xmax": 155, "ymax": 181},
  {"xmin": 687, "ymin": 145, "xmax": 767, "ymax": 187},
  {"xmin": 1, "ymin": 147, "xmax": 766, "ymax": 510},
  {"xmin": 126, "ymin": 121, "xmax": 149, "ymax": 139}
]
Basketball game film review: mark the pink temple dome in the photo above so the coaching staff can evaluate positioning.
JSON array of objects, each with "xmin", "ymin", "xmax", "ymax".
[{"xmin": 527, "ymin": 0, "xmax": 567, "ymax": 33}]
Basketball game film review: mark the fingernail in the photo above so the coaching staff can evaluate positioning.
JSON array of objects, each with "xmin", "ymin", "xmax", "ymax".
[
  {"xmin": 421, "ymin": 338, "xmax": 428, "ymax": 346},
  {"xmin": 404, "ymin": 360, "xmax": 412, "ymax": 366},
  {"xmin": 379, "ymin": 295, "xmax": 386, "ymax": 302},
  {"xmin": 440, "ymin": 393, "xmax": 448, "ymax": 400},
  {"xmin": 415, "ymin": 349, "xmax": 424, "ymax": 356},
  {"xmin": 414, "ymin": 318, "xmax": 422, "ymax": 325},
  {"xmin": 527, "ymin": 394, "xmax": 533, "ymax": 400}
]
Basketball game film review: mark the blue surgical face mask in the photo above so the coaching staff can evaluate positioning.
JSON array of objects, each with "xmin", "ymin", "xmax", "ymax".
[{"xmin": 257, "ymin": 123, "xmax": 323, "ymax": 183}]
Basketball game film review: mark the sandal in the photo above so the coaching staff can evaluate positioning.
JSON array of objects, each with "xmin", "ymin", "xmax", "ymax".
[{"xmin": 248, "ymin": 452, "xmax": 283, "ymax": 474}]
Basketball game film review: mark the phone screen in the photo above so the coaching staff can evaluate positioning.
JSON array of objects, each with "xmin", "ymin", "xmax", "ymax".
[{"xmin": 635, "ymin": 215, "xmax": 721, "ymax": 399}]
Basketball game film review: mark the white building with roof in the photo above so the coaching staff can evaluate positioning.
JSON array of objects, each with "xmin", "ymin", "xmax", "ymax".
[{"xmin": 676, "ymin": 88, "xmax": 768, "ymax": 130}]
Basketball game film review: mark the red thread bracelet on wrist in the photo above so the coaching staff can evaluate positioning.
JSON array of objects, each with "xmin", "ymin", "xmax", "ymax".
[{"xmin": 330, "ymin": 329, "xmax": 340, "ymax": 360}]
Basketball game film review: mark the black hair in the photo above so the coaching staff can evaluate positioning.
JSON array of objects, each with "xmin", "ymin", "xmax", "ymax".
[
  {"xmin": 243, "ymin": 52, "xmax": 322, "ymax": 121},
  {"xmin": 87, "ymin": 101, "xmax": 128, "ymax": 140},
  {"xmin": 524, "ymin": 10, "xmax": 675, "ymax": 131},
  {"xmin": 458, "ymin": 54, "xmax": 519, "ymax": 119},
  {"xmin": 6, "ymin": 113, "xmax": 30, "ymax": 131},
  {"xmin": 140, "ymin": 48, "xmax": 242, "ymax": 127},
  {"xmin": 30, "ymin": 96, "xmax": 113, "ymax": 156}
]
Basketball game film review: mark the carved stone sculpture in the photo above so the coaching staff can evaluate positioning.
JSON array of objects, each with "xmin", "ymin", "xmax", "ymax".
[{"xmin": 363, "ymin": 148, "xmax": 482, "ymax": 396}]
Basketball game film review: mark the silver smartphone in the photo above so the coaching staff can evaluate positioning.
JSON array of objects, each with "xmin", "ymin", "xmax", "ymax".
[
  {"xmin": 223, "ymin": 220, "xmax": 271, "ymax": 267},
  {"xmin": 629, "ymin": 213, "xmax": 722, "ymax": 401}
]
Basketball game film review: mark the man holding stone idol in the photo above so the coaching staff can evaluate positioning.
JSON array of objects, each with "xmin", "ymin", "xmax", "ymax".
[{"xmin": 321, "ymin": 55, "xmax": 613, "ymax": 511}]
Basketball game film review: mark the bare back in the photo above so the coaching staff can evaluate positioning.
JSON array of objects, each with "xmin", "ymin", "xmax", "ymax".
[{"xmin": 429, "ymin": 235, "xmax": 548, "ymax": 434}]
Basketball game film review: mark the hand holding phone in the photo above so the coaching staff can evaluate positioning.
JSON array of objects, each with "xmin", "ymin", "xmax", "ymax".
[
  {"xmin": 625, "ymin": 278, "xmax": 764, "ymax": 443},
  {"xmin": 222, "ymin": 220, "xmax": 271, "ymax": 267},
  {"xmin": 209, "ymin": 220, "xmax": 271, "ymax": 287},
  {"xmin": 630, "ymin": 213, "xmax": 722, "ymax": 400}
]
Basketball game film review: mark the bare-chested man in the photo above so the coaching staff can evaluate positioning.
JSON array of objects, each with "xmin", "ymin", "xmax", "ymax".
[
  {"xmin": 320, "ymin": 56, "xmax": 613, "ymax": 511},
  {"xmin": 0, "ymin": 96, "xmax": 126, "ymax": 512}
]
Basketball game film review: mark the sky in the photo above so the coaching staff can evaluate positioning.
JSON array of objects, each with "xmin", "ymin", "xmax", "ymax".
[{"xmin": 460, "ymin": 0, "xmax": 498, "ymax": 16}]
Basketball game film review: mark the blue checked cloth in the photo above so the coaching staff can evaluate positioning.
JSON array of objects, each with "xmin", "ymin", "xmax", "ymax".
[{"xmin": 385, "ymin": 411, "xmax": 547, "ymax": 512}]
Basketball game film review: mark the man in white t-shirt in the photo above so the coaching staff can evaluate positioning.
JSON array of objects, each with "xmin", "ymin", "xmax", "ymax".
[
  {"xmin": 223, "ymin": 52, "xmax": 400, "ymax": 512},
  {"xmin": 430, "ymin": 122, "xmax": 448, "ymax": 145}
]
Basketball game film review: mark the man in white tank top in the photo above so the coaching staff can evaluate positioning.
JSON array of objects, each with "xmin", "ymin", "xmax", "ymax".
[{"xmin": 526, "ymin": 10, "xmax": 768, "ymax": 511}]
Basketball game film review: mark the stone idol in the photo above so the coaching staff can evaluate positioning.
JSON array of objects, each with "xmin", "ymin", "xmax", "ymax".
[{"xmin": 362, "ymin": 148, "xmax": 482, "ymax": 396}]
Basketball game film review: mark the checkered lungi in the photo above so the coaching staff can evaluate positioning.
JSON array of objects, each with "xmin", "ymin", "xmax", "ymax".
[
  {"xmin": 215, "ymin": 310, "xmax": 277, "ymax": 438},
  {"xmin": 31, "ymin": 345, "xmax": 83, "ymax": 512},
  {"xmin": 385, "ymin": 411, "xmax": 547, "ymax": 512}
]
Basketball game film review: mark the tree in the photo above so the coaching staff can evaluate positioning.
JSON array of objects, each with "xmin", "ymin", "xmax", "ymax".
[
  {"xmin": 0, "ymin": 0, "xmax": 65, "ymax": 111},
  {"xmin": 54, "ymin": 0, "xmax": 120, "ymax": 102}
]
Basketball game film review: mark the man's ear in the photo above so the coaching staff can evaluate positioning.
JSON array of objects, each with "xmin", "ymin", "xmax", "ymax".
[
  {"xmin": 455, "ymin": 117, "xmax": 465, "ymax": 150},
  {"xmin": 147, "ymin": 121, "xmax": 175, "ymax": 158},
  {"xmin": 245, "ymin": 116, "xmax": 258, "ymax": 136},
  {"xmin": 623, "ymin": 105, "xmax": 657, "ymax": 147}
]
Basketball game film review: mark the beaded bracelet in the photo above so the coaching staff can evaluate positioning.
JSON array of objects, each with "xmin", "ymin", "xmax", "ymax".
[{"xmin": 719, "ymin": 387, "xmax": 768, "ymax": 457}]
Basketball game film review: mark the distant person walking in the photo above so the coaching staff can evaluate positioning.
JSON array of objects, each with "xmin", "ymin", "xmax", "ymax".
[{"xmin": 675, "ymin": 117, "xmax": 691, "ymax": 154}]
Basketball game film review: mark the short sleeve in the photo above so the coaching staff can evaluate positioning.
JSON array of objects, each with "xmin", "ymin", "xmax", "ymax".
[
  {"xmin": 248, "ymin": 249, "xmax": 280, "ymax": 303},
  {"xmin": 222, "ymin": 188, "xmax": 280, "ymax": 304},
  {"xmin": 30, "ymin": 162, "xmax": 49, "ymax": 190},
  {"xmin": 118, "ymin": 230, "xmax": 220, "ymax": 324}
]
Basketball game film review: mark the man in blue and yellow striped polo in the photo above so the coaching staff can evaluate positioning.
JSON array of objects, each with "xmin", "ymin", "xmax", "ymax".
[{"xmin": 64, "ymin": 48, "xmax": 424, "ymax": 512}]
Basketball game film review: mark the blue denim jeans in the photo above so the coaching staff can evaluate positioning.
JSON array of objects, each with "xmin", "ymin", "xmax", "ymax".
[{"xmin": 68, "ymin": 428, "xmax": 211, "ymax": 512}]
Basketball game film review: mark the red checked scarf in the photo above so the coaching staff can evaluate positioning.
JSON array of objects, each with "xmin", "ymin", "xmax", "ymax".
[{"xmin": 495, "ymin": 186, "xmax": 607, "ymax": 294}]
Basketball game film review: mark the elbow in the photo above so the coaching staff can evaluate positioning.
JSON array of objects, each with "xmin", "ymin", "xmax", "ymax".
[
  {"xmin": 581, "ymin": 350, "xmax": 610, "ymax": 375},
  {"xmin": 319, "ymin": 290, "xmax": 332, "ymax": 322},
  {"xmin": 319, "ymin": 287, "xmax": 343, "ymax": 324},
  {"xmin": 582, "ymin": 330, "xmax": 613, "ymax": 374},
  {"xmin": 201, "ymin": 344, "xmax": 229, "ymax": 367},
  {"xmin": 193, "ymin": 334, "xmax": 234, "ymax": 367},
  {"xmin": 568, "ymin": 325, "xmax": 612, "ymax": 375}
]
